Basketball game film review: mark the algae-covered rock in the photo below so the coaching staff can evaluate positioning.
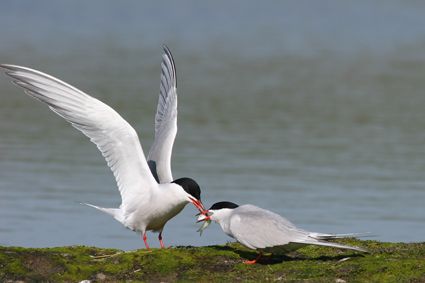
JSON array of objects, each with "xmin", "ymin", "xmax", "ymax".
[{"xmin": 1, "ymin": 239, "xmax": 424, "ymax": 282}]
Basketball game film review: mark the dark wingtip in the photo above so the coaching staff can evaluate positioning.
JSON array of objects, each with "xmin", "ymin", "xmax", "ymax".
[
  {"xmin": 161, "ymin": 44, "xmax": 177, "ymax": 88},
  {"xmin": 162, "ymin": 44, "xmax": 171, "ymax": 54},
  {"xmin": 162, "ymin": 44, "xmax": 173, "ymax": 61}
]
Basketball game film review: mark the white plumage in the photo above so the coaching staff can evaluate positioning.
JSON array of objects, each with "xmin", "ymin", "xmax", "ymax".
[
  {"xmin": 1, "ymin": 46, "xmax": 205, "ymax": 249},
  {"xmin": 198, "ymin": 202, "xmax": 367, "ymax": 263}
]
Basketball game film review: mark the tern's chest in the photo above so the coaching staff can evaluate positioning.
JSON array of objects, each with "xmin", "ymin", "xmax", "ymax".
[
  {"xmin": 145, "ymin": 201, "xmax": 186, "ymax": 231},
  {"xmin": 219, "ymin": 219, "xmax": 234, "ymax": 238}
]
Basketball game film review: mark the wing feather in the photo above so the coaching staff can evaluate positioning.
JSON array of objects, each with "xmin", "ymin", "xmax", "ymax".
[
  {"xmin": 229, "ymin": 205, "xmax": 306, "ymax": 249},
  {"xmin": 229, "ymin": 205, "xmax": 366, "ymax": 252},
  {"xmin": 147, "ymin": 45, "xmax": 178, "ymax": 183},
  {"xmin": 1, "ymin": 64, "xmax": 157, "ymax": 211}
]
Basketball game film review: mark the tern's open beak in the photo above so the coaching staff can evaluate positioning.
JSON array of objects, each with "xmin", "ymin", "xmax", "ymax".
[
  {"xmin": 197, "ymin": 213, "xmax": 211, "ymax": 223},
  {"xmin": 189, "ymin": 197, "xmax": 207, "ymax": 215},
  {"xmin": 196, "ymin": 209, "xmax": 212, "ymax": 236}
]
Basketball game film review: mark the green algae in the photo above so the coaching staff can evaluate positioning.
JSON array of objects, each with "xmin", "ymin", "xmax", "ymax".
[{"xmin": 1, "ymin": 240, "xmax": 424, "ymax": 282}]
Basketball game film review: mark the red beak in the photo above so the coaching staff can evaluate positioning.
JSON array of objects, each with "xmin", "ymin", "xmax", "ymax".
[{"xmin": 190, "ymin": 197, "xmax": 207, "ymax": 215}]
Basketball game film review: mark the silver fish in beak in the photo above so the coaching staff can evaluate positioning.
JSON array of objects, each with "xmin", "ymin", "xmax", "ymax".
[{"xmin": 196, "ymin": 213, "xmax": 211, "ymax": 236}]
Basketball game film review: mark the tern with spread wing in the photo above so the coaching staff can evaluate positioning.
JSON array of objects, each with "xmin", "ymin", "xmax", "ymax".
[
  {"xmin": 198, "ymin": 202, "xmax": 367, "ymax": 264},
  {"xmin": 1, "ymin": 46, "xmax": 205, "ymax": 249}
]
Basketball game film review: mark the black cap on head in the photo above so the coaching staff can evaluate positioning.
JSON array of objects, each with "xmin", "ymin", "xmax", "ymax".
[
  {"xmin": 173, "ymin": 177, "xmax": 201, "ymax": 200},
  {"xmin": 209, "ymin": 201, "xmax": 239, "ymax": 210}
]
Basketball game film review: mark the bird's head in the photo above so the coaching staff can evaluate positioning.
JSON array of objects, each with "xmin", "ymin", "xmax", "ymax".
[
  {"xmin": 196, "ymin": 201, "xmax": 239, "ymax": 235},
  {"xmin": 172, "ymin": 177, "xmax": 206, "ymax": 214},
  {"xmin": 197, "ymin": 201, "xmax": 239, "ymax": 222}
]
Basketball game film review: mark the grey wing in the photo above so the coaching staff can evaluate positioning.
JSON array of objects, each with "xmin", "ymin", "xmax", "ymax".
[
  {"xmin": 147, "ymin": 45, "xmax": 177, "ymax": 183},
  {"xmin": 1, "ymin": 64, "xmax": 158, "ymax": 212},
  {"xmin": 230, "ymin": 206, "xmax": 366, "ymax": 252},
  {"xmin": 229, "ymin": 205, "xmax": 306, "ymax": 250}
]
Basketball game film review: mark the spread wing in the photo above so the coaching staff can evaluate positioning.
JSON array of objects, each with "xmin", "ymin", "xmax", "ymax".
[
  {"xmin": 229, "ymin": 205, "xmax": 304, "ymax": 249},
  {"xmin": 0, "ymin": 64, "xmax": 158, "ymax": 211},
  {"xmin": 147, "ymin": 45, "xmax": 178, "ymax": 183}
]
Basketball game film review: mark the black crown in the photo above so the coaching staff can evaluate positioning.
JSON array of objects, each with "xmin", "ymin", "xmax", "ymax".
[
  {"xmin": 209, "ymin": 201, "xmax": 239, "ymax": 210},
  {"xmin": 172, "ymin": 177, "xmax": 201, "ymax": 200}
]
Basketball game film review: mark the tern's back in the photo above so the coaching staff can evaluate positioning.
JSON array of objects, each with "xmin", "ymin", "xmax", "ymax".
[{"xmin": 229, "ymin": 205, "xmax": 309, "ymax": 249}]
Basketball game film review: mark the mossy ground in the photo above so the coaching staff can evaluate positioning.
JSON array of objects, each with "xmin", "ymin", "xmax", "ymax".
[{"xmin": 1, "ymin": 239, "xmax": 424, "ymax": 282}]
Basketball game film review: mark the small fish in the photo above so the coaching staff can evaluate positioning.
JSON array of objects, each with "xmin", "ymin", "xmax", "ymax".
[{"xmin": 197, "ymin": 219, "xmax": 211, "ymax": 236}]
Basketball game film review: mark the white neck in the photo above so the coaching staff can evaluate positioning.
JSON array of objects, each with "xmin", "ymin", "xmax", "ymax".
[
  {"xmin": 210, "ymin": 208, "xmax": 235, "ymax": 237},
  {"xmin": 155, "ymin": 183, "xmax": 191, "ymax": 206}
]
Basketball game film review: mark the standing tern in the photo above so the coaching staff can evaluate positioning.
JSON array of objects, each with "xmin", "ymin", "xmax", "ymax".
[
  {"xmin": 197, "ymin": 202, "xmax": 367, "ymax": 264},
  {"xmin": 0, "ymin": 46, "xmax": 206, "ymax": 249}
]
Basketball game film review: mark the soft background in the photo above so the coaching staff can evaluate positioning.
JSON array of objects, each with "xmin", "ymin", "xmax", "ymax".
[{"xmin": 1, "ymin": 0, "xmax": 425, "ymax": 249}]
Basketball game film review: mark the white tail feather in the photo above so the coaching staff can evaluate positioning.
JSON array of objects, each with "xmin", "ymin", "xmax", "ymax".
[
  {"xmin": 309, "ymin": 232, "xmax": 372, "ymax": 240},
  {"xmin": 81, "ymin": 203, "xmax": 124, "ymax": 223},
  {"xmin": 294, "ymin": 239, "xmax": 367, "ymax": 252}
]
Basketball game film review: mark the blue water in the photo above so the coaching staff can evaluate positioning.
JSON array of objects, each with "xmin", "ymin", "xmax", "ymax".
[{"xmin": 1, "ymin": 1, "xmax": 425, "ymax": 250}]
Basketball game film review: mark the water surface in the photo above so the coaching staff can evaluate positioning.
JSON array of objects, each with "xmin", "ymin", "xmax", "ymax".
[{"xmin": 1, "ymin": 1, "xmax": 425, "ymax": 249}]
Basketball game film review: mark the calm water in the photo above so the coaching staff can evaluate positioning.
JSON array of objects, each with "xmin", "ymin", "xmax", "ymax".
[{"xmin": 1, "ymin": 1, "xmax": 425, "ymax": 250}]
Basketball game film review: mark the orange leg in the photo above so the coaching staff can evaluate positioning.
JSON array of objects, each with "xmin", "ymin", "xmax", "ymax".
[
  {"xmin": 142, "ymin": 232, "xmax": 150, "ymax": 250},
  {"xmin": 243, "ymin": 252, "xmax": 263, "ymax": 264},
  {"xmin": 158, "ymin": 231, "xmax": 165, "ymax": 248}
]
